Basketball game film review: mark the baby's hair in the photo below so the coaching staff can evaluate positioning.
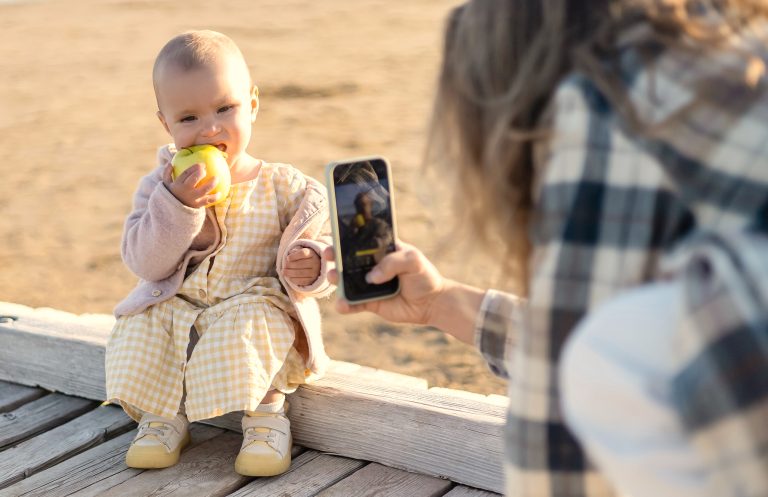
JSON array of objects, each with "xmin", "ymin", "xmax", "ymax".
[{"xmin": 152, "ymin": 30, "xmax": 249, "ymax": 92}]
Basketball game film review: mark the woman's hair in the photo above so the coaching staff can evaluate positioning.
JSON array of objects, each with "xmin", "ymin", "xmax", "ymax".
[{"xmin": 428, "ymin": 0, "xmax": 768, "ymax": 288}]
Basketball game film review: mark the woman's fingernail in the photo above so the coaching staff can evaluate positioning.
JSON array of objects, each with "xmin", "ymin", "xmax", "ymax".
[{"xmin": 365, "ymin": 269, "xmax": 379, "ymax": 283}]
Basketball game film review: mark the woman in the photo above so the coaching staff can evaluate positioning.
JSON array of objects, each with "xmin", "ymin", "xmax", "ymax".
[{"xmin": 325, "ymin": 1, "xmax": 768, "ymax": 495}]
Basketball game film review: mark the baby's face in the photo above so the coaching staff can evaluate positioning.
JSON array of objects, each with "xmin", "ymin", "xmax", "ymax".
[{"xmin": 155, "ymin": 56, "xmax": 257, "ymax": 166}]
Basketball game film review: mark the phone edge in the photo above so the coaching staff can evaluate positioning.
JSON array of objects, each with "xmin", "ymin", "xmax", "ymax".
[{"xmin": 324, "ymin": 156, "xmax": 401, "ymax": 304}]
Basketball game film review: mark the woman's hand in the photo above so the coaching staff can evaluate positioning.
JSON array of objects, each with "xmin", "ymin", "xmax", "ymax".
[
  {"xmin": 162, "ymin": 163, "xmax": 221, "ymax": 208},
  {"xmin": 324, "ymin": 240, "xmax": 487, "ymax": 344},
  {"xmin": 322, "ymin": 240, "xmax": 446, "ymax": 326}
]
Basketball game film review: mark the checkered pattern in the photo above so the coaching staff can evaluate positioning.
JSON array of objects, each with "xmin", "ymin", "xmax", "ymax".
[
  {"xmin": 107, "ymin": 163, "xmax": 310, "ymax": 422},
  {"xmin": 666, "ymin": 231, "xmax": 768, "ymax": 497},
  {"xmin": 475, "ymin": 36, "xmax": 768, "ymax": 497}
]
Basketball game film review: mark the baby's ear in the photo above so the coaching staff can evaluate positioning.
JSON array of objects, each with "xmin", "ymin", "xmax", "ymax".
[
  {"xmin": 156, "ymin": 111, "xmax": 171, "ymax": 135},
  {"xmin": 250, "ymin": 85, "xmax": 259, "ymax": 122}
]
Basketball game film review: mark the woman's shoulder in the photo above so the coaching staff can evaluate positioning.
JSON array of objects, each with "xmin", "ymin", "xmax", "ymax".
[{"xmin": 553, "ymin": 29, "xmax": 768, "ymax": 128}]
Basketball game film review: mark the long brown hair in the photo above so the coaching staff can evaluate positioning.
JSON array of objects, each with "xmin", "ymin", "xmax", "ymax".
[{"xmin": 428, "ymin": 0, "xmax": 768, "ymax": 289}]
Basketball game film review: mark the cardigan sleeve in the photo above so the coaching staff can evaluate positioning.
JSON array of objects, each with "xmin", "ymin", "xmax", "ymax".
[{"xmin": 121, "ymin": 148, "xmax": 207, "ymax": 282}]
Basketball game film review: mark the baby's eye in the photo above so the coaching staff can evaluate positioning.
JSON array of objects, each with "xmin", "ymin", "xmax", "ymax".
[
  {"xmin": 217, "ymin": 105, "xmax": 234, "ymax": 113},
  {"xmin": 180, "ymin": 115, "xmax": 197, "ymax": 123}
]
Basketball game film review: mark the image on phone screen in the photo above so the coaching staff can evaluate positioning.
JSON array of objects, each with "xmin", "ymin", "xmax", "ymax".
[{"xmin": 331, "ymin": 158, "xmax": 398, "ymax": 302}]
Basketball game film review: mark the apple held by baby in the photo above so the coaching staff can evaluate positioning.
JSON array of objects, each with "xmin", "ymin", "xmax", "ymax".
[{"xmin": 172, "ymin": 144, "xmax": 232, "ymax": 206}]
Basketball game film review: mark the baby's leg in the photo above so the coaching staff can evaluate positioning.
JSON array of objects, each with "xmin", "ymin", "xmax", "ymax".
[
  {"xmin": 106, "ymin": 304, "xmax": 187, "ymax": 422},
  {"xmin": 124, "ymin": 325, "xmax": 198, "ymax": 469},
  {"xmin": 233, "ymin": 343, "xmax": 307, "ymax": 477}
]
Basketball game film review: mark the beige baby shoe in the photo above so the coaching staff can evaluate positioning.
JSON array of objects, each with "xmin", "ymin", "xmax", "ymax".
[
  {"xmin": 125, "ymin": 412, "xmax": 190, "ymax": 469},
  {"xmin": 234, "ymin": 405, "xmax": 292, "ymax": 476}
]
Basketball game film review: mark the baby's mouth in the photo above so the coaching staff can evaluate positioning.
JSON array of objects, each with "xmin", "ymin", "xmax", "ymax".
[{"xmin": 216, "ymin": 144, "xmax": 227, "ymax": 152}]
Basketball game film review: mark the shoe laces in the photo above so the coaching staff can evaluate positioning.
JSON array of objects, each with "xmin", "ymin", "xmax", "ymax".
[
  {"xmin": 137, "ymin": 421, "xmax": 175, "ymax": 450},
  {"xmin": 243, "ymin": 424, "xmax": 287, "ymax": 455}
]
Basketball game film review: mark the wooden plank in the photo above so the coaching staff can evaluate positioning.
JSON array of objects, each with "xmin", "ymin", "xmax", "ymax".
[
  {"xmin": 328, "ymin": 362, "xmax": 428, "ymax": 389},
  {"xmin": 0, "ymin": 320, "xmax": 106, "ymax": 401},
  {"xmin": 97, "ymin": 431, "xmax": 249, "ymax": 497},
  {"xmin": 228, "ymin": 450, "xmax": 366, "ymax": 497},
  {"xmin": 0, "ymin": 404, "xmax": 134, "ymax": 490},
  {"xmin": 0, "ymin": 394, "xmax": 95, "ymax": 449},
  {"xmin": 0, "ymin": 381, "xmax": 46, "ymax": 413},
  {"xmin": 444, "ymin": 486, "xmax": 502, "ymax": 497},
  {"xmin": 287, "ymin": 372, "xmax": 504, "ymax": 493},
  {"xmin": 485, "ymin": 395, "xmax": 508, "ymax": 408},
  {"xmin": 0, "ymin": 311, "xmax": 505, "ymax": 493},
  {"xmin": 0, "ymin": 423, "xmax": 224, "ymax": 497},
  {"xmin": 428, "ymin": 387, "xmax": 488, "ymax": 402},
  {"xmin": 316, "ymin": 462, "xmax": 452, "ymax": 497},
  {"xmin": 201, "ymin": 372, "xmax": 505, "ymax": 492}
]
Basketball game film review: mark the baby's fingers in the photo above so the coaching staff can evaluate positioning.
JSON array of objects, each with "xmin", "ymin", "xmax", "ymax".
[
  {"xmin": 176, "ymin": 163, "xmax": 205, "ymax": 186},
  {"xmin": 287, "ymin": 248, "xmax": 315, "ymax": 262},
  {"xmin": 162, "ymin": 164, "xmax": 174, "ymax": 185}
]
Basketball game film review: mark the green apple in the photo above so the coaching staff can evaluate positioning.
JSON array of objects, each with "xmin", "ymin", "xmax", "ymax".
[{"xmin": 171, "ymin": 144, "xmax": 232, "ymax": 206}]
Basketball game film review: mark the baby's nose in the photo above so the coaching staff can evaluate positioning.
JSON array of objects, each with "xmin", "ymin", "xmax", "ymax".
[{"xmin": 201, "ymin": 118, "xmax": 222, "ymax": 136}]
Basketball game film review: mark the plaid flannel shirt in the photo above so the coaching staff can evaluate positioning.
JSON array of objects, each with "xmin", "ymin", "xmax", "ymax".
[
  {"xmin": 475, "ymin": 27, "xmax": 768, "ymax": 497},
  {"xmin": 666, "ymin": 230, "xmax": 768, "ymax": 497}
]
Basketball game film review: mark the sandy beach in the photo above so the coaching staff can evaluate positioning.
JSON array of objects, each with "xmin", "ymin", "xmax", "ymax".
[{"xmin": 0, "ymin": 0, "xmax": 507, "ymax": 395}]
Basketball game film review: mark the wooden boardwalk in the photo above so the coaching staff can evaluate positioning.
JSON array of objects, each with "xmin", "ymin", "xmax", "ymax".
[{"xmin": 0, "ymin": 303, "xmax": 505, "ymax": 496}]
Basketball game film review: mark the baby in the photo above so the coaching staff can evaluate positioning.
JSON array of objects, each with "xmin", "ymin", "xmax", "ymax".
[{"xmin": 106, "ymin": 30, "xmax": 333, "ymax": 477}]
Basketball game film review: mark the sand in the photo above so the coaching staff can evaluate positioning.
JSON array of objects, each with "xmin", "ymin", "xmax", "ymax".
[{"xmin": 0, "ymin": 0, "xmax": 507, "ymax": 395}]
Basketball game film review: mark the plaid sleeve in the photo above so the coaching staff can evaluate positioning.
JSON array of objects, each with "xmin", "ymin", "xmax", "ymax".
[
  {"xmin": 666, "ymin": 231, "xmax": 768, "ymax": 497},
  {"xmin": 474, "ymin": 289, "xmax": 524, "ymax": 379},
  {"xmin": 506, "ymin": 74, "xmax": 697, "ymax": 496}
]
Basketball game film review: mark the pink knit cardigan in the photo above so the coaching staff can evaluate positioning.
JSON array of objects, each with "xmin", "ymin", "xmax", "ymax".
[{"xmin": 114, "ymin": 145, "xmax": 335, "ymax": 375}]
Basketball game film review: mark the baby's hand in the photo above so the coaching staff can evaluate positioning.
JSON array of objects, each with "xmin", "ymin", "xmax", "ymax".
[
  {"xmin": 284, "ymin": 247, "xmax": 320, "ymax": 287},
  {"xmin": 162, "ymin": 163, "xmax": 222, "ymax": 208}
]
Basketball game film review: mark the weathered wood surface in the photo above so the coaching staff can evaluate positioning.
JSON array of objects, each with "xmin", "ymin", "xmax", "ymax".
[
  {"xmin": 0, "ymin": 382, "xmax": 46, "ymax": 413},
  {"xmin": 0, "ymin": 394, "xmax": 96, "ymax": 449},
  {"xmin": 444, "ymin": 486, "xmax": 502, "ymax": 497},
  {"xmin": 288, "ymin": 373, "xmax": 504, "ymax": 492},
  {"xmin": 316, "ymin": 462, "xmax": 453, "ymax": 497},
  {"xmin": 228, "ymin": 450, "xmax": 366, "ymax": 497},
  {"xmin": 97, "ymin": 430, "xmax": 251, "ymax": 497},
  {"xmin": 0, "ymin": 423, "xmax": 224, "ymax": 497},
  {"xmin": 0, "ymin": 404, "xmax": 134, "ymax": 490},
  {"xmin": 0, "ymin": 384, "xmax": 502, "ymax": 497},
  {"xmin": 0, "ymin": 302, "xmax": 506, "ymax": 493}
]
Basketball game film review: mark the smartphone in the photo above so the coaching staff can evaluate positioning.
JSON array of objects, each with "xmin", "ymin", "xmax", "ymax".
[{"xmin": 325, "ymin": 156, "xmax": 399, "ymax": 303}]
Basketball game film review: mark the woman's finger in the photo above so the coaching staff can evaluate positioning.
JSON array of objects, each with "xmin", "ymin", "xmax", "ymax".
[
  {"xmin": 366, "ymin": 245, "xmax": 422, "ymax": 284},
  {"xmin": 322, "ymin": 246, "xmax": 335, "ymax": 262}
]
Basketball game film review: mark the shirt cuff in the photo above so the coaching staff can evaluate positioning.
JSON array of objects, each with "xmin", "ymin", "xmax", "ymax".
[{"xmin": 474, "ymin": 289, "xmax": 524, "ymax": 380}]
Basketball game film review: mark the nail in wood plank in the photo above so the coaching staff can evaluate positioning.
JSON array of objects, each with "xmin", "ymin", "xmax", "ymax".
[{"xmin": 0, "ymin": 394, "xmax": 95, "ymax": 450}]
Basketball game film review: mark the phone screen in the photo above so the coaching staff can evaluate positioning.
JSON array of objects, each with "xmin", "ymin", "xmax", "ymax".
[{"xmin": 331, "ymin": 158, "xmax": 398, "ymax": 302}]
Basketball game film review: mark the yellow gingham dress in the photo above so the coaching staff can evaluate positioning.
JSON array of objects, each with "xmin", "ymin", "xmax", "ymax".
[{"xmin": 107, "ymin": 163, "xmax": 310, "ymax": 422}]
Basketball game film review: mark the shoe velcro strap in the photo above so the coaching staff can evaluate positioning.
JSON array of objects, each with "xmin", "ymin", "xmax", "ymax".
[
  {"xmin": 140, "ymin": 413, "xmax": 187, "ymax": 435},
  {"xmin": 243, "ymin": 414, "xmax": 290, "ymax": 433}
]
